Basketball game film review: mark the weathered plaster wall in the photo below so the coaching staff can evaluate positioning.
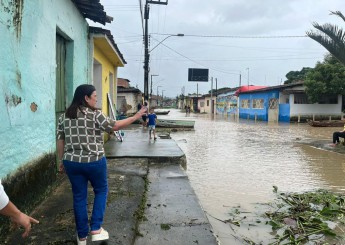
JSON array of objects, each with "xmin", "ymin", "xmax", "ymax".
[
  {"xmin": 117, "ymin": 92, "xmax": 141, "ymax": 114},
  {"xmin": 203, "ymin": 96, "xmax": 215, "ymax": 114},
  {"xmin": 0, "ymin": 0, "xmax": 90, "ymax": 178}
]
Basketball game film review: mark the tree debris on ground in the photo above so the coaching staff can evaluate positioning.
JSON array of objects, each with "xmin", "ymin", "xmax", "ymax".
[{"xmin": 225, "ymin": 186, "xmax": 345, "ymax": 244}]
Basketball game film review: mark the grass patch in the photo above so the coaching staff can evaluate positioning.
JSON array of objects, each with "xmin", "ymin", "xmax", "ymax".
[
  {"xmin": 133, "ymin": 173, "xmax": 150, "ymax": 237},
  {"xmin": 160, "ymin": 224, "xmax": 171, "ymax": 230}
]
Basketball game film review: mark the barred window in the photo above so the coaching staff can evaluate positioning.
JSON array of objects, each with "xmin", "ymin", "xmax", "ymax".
[
  {"xmin": 318, "ymin": 94, "xmax": 338, "ymax": 104},
  {"xmin": 294, "ymin": 94, "xmax": 311, "ymax": 104},
  {"xmin": 252, "ymin": 99, "xmax": 264, "ymax": 109},
  {"xmin": 200, "ymin": 102, "xmax": 205, "ymax": 107},
  {"xmin": 241, "ymin": 99, "xmax": 250, "ymax": 108}
]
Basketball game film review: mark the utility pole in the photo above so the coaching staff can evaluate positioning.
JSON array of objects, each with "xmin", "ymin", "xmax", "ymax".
[
  {"xmin": 157, "ymin": 85, "xmax": 162, "ymax": 107},
  {"xmin": 239, "ymin": 72, "xmax": 241, "ymax": 87},
  {"xmin": 162, "ymin": 90, "xmax": 165, "ymax": 107},
  {"xmin": 197, "ymin": 83, "xmax": 198, "ymax": 112},
  {"xmin": 143, "ymin": 0, "xmax": 168, "ymax": 101},
  {"xmin": 246, "ymin": 67, "xmax": 250, "ymax": 87},
  {"xmin": 215, "ymin": 78, "xmax": 217, "ymax": 115},
  {"xmin": 150, "ymin": 74, "xmax": 158, "ymax": 102},
  {"xmin": 210, "ymin": 77, "xmax": 213, "ymax": 114}
]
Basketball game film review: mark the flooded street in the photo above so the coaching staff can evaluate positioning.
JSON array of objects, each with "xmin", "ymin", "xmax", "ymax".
[{"xmin": 161, "ymin": 109, "xmax": 345, "ymax": 244}]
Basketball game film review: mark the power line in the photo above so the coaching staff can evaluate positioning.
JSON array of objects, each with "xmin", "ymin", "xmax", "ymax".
[
  {"xmin": 150, "ymin": 33, "xmax": 308, "ymax": 38},
  {"xmin": 150, "ymin": 36, "xmax": 238, "ymax": 75},
  {"xmin": 148, "ymin": 37, "xmax": 322, "ymax": 77},
  {"xmin": 138, "ymin": 0, "xmax": 144, "ymax": 36},
  {"xmin": 117, "ymin": 39, "xmax": 143, "ymax": 44}
]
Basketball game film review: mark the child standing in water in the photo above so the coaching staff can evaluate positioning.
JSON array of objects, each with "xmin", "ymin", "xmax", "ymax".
[{"xmin": 147, "ymin": 108, "xmax": 157, "ymax": 140}]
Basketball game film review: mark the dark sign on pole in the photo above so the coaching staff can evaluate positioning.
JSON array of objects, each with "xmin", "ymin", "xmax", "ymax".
[{"xmin": 188, "ymin": 68, "xmax": 209, "ymax": 82}]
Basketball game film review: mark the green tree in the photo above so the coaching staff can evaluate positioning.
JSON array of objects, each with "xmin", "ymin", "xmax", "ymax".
[
  {"xmin": 284, "ymin": 67, "xmax": 313, "ymax": 84},
  {"xmin": 304, "ymin": 54, "xmax": 345, "ymax": 102},
  {"xmin": 306, "ymin": 11, "xmax": 345, "ymax": 66}
]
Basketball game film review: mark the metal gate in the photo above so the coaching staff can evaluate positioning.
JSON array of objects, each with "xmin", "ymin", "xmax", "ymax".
[{"xmin": 268, "ymin": 98, "xmax": 279, "ymax": 122}]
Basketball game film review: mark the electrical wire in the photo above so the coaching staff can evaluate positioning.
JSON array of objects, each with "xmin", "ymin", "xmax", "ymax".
[
  {"xmin": 148, "ymin": 37, "xmax": 321, "ymax": 77},
  {"xmin": 138, "ymin": 0, "xmax": 144, "ymax": 36},
  {"xmin": 151, "ymin": 33, "xmax": 308, "ymax": 38}
]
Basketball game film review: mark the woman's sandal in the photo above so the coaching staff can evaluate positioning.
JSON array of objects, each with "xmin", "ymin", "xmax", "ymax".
[{"xmin": 91, "ymin": 227, "xmax": 109, "ymax": 242}]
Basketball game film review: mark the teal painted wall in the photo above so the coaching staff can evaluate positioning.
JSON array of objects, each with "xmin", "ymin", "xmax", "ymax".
[{"xmin": 0, "ymin": 0, "xmax": 91, "ymax": 178}]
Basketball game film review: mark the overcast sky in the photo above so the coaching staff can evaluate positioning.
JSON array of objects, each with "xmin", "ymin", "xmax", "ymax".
[{"xmin": 95, "ymin": 0, "xmax": 345, "ymax": 98}]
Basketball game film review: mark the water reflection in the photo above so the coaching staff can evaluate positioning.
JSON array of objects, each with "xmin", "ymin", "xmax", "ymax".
[{"xmin": 162, "ymin": 109, "xmax": 345, "ymax": 244}]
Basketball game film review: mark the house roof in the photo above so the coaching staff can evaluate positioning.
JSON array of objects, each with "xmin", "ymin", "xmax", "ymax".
[
  {"xmin": 234, "ymin": 85, "xmax": 267, "ymax": 96},
  {"xmin": 72, "ymin": 0, "xmax": 113, "ymax": 25},
  {"xmin": 118, "ymin": 87, "xmax": 142, "ymax": 94},
  {"xmin": 238, "ymin": 82, "xmax": 304, "ymax": 95},
  {"xmin": 202, "ymin": 87, "xmax": 240, "ymax": 98},
  {"xmin": 89, "ymin": 27, "xmax": 126, "ymax": 65}
]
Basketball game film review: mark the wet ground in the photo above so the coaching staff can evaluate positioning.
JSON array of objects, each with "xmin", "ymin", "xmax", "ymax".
[{"xmin": 160, "ymin": 109, "xmax": 345, "ymax": 244}]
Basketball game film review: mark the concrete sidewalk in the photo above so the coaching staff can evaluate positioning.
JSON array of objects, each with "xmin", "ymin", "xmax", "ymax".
[{"xmin": 4, "ymin": 128, "xmax": 218, "ymax": 245}]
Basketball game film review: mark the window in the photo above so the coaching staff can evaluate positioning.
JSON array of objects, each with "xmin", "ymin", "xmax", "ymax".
[
  {"xmin": 207, "ymin": 100, "xmax": 209, "ymax": 106},
  {"xmin": 318, "ymin": 94, "xmax": 338, "ymax": 104},
  {"xmin": 294, "ymin": 94, "xmax": 311, "ymax": 104},
  {"xmin": 252, "ymin": 99, "xmax": 264, "ymax": 109},
  {"xmin": 241, "ymin": 99, "xmax": 250, "ymax": 108},
  {"xmin": 200, "ymin": 102, "xmax": 205, "ymax": 107}
]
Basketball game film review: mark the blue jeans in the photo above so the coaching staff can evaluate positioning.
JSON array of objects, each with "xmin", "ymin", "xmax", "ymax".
[{"xmin": 63, "ymin": 157, "xmax": 108, "ymax": 239}]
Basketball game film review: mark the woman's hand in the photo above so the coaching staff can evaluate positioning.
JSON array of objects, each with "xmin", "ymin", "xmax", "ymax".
[
  {"xmin": 58, "ymin": 162, "xmax": 65, "ymax": 173},
  {"xmin": 135, "ymin": 107, "xmax": 147, "ymax": 119},
  {"xmin": 10, "ymin": 211, "xmax": 39, "ymax": 238},
  {"xmin": 113, "ymin": 106, "xmax": 148, "ymax": 131}
]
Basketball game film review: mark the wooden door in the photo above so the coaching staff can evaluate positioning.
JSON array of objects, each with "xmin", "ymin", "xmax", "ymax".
[{"xmin": 56, "ymin": 34, "xmax": 66, "ymax": 115}]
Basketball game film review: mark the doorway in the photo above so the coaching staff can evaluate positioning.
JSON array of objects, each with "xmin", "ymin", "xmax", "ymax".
[{"xmin": 93, "ymin": 59, "xmax": 102, "ymax": 109}]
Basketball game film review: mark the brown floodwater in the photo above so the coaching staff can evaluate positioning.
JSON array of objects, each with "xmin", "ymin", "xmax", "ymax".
[{"xmin": 161, "ymin": 109, "xmax": 345, "ymax": 244}]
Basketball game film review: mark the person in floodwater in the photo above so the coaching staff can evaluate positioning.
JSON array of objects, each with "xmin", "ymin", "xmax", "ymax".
[
  {"xmin": 331, "ymin": 124, "xmax": 345, "ymax": 146},
  {"xmin": 56, "ymin": 84, "xmax": 147, "ymax": 244}
]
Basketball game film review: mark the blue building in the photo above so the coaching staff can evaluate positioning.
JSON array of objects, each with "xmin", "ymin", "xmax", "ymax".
[{"xmin": 238, "ymin": 82, "xmax": 342, "ymax": 122}]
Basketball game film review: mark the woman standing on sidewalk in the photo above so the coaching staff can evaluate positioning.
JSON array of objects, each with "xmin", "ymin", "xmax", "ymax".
[{"xmin": 56, "ymin": 84, "xmax": 147, "ymax": 244}]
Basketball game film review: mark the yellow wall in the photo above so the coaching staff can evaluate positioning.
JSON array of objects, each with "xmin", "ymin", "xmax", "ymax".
[
  {"xmin": 93, "ymin": 45, "xmax": 118, "ymax": 117},
  {"xmin": 93, "ymin": 43, "xmax": 120, "ymax": 142}
]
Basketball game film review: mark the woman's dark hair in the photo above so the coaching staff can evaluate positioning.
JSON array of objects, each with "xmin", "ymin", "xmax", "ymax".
[{"xmin": 65, "ymin": 84, "xmax": 96, "ymax": 119}]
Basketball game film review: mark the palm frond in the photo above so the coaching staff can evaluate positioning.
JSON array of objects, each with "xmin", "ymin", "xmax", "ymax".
[
  {"xmin": 306, "ymin": 16, "xmax": 345, "ymax": 66},
  {"xmin": 330, "ymin": 11, "xmax": 345, "ymax": 23},
  {"xmin": 312, "ymin": 23, "xmax": 345, "ymax": 43},
  {"xmin": 306, "ymin": 31, "xmax": 345, "ymax": 65}
]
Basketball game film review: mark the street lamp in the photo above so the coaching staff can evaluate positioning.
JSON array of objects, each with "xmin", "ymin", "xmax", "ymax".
[
  {"xmin": 144, "ymin": 33, "xmax": 184, "ymax": 101},
  {"xmin": 150, "ymin": 33, "xmax": 184, "ymax": 52}
]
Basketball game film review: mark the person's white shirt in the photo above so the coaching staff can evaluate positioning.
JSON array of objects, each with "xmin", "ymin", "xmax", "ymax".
[{"xmin": 0, "ymin": 180, "xmax": 9, "ymax": 210}]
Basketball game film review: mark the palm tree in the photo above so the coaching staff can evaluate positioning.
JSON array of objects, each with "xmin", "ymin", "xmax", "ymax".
[{"xmin": 306, "ymin": 11, "xmax": 345, "ymax": 66}]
